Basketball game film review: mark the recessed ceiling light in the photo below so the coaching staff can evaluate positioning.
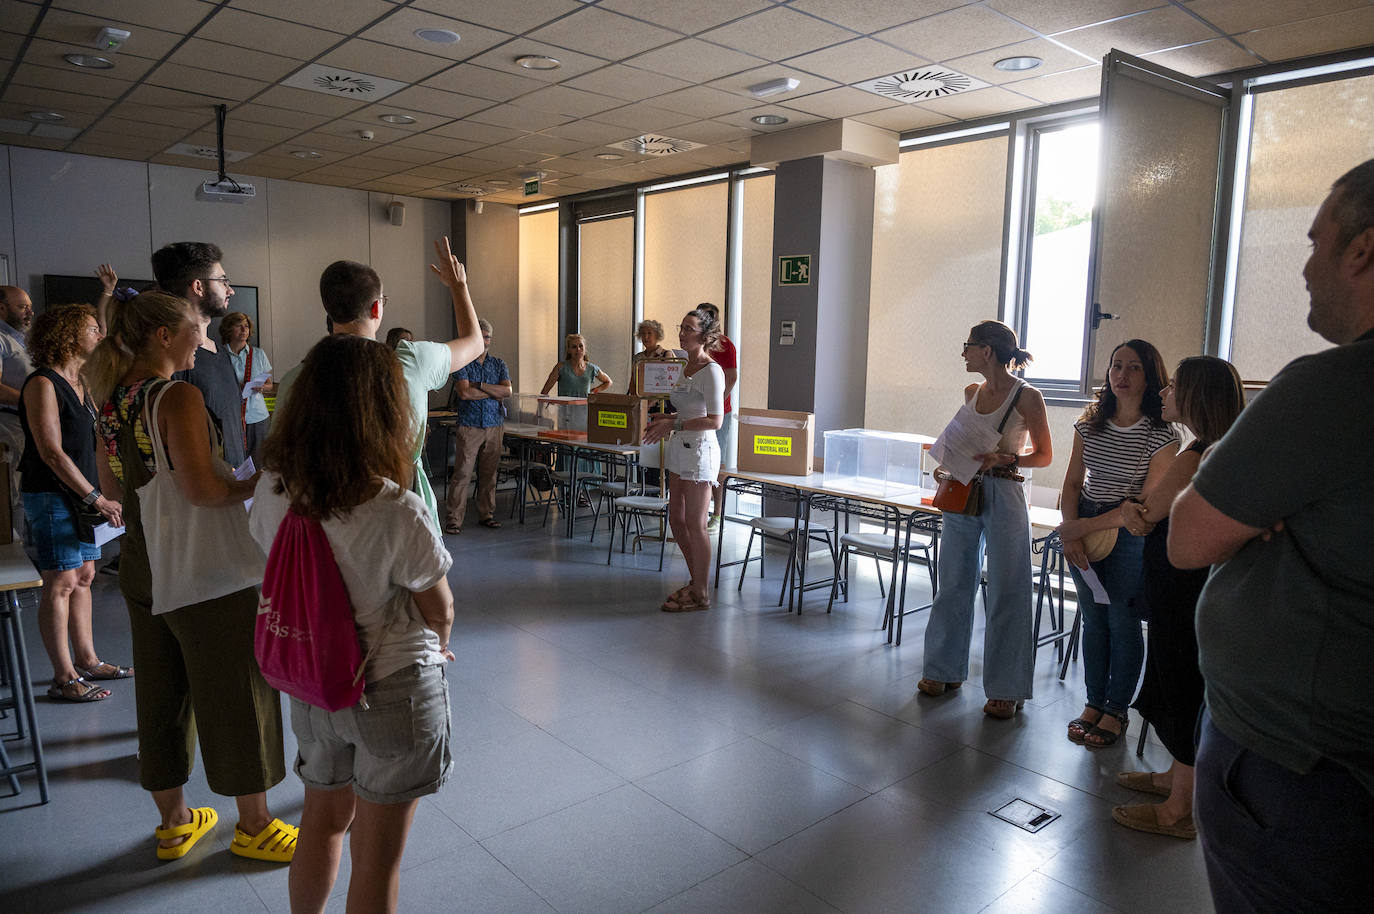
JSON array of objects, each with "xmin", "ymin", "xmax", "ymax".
[
  {"xmin": 28, "ymin": 111, "xmax": 64, "ymax": 121},
  {"xmin": 63, "ymin": 53, "xmax": 114, "ymax": 69},
  {"xmin": 515, "ymin": 55, "xmax": 561, "ymax": 71},
  {"xmin": 378, "ymin": 113, "xmax": 417, "ymax": 125},
  {"xmin": 994, "ymin": 56, "xmax": 1042, "ymax": 72},
  {"xmin": 290, "ymin": 150, "xmax": 322, "ymax": 159},
  {"xmin": 594, "ymin": 152, "xmax": 622, "ymax": 160},
  {"xmin": 414, "ymin": 28, "xmax": 461, "ymax": 44},
  {"xmin": 486, "ymin": 178, "xmax": 513, "ymax": 187},
  {"xmin": 751, "ymin": 114, "xmax": 788, "ymax": 126}
]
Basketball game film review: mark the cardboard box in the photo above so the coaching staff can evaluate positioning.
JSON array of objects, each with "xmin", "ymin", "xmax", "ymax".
[
  {"xmin": 587, "ymin": 393, "xmax": 648, "ymax": 445},
  {"xmin": 737, "ymin": 408, "xmax": 814, "ymax": 476}
]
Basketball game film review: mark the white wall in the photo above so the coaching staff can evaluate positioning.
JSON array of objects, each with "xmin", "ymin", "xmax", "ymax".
[
  {"xmin": 464, "ymin": 201, "xmax": 520, "ymax": 384},
  {"xmin": 2, "ymin": 143, "xmax": 457, "ymax": 386}
]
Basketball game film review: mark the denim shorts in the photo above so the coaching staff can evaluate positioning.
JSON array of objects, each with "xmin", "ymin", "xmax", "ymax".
[
  {"xmin": 22, "ymin": 491, "xmax": 100, "ymax": 572},
  {"xmin": 666, "ymin": 430, "xmax": 721, "ymax": 484},
  {"xmin": 290, "ymin": 663, "xmax": 452, "ymax": 804}
]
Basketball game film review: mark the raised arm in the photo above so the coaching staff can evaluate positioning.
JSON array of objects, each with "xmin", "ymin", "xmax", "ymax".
[
  {"xmin": 95, "ymin": 264, "xmax": 118, "ymax": 334},
  {"xmin": 428, "ymin": 237, "xmax": 484, "ymax": 372}
]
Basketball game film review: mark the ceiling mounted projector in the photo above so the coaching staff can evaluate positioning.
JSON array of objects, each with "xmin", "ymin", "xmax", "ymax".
[
  {"xmin": 196, "ymin": 180, "xmax": 256, "ymax": 203},
  {"xmin": 747, "ymin": 77, "xmax": 800, "ymax": 98}
]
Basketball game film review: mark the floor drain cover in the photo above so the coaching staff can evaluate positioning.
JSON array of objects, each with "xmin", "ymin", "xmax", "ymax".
[{"xmin": 989, "ymin": 797, "xmax": 1060, "ymax": 833}]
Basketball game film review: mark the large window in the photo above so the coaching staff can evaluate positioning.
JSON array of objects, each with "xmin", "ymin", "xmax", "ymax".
[
  {"xmin": 737, "ymin": 172, "xmax": 773, "ymax": 410},
  {"xmin": 517, "ymin": 209, "xmax": 559, "ymax": 393},
  {"xmin": 643, "ymin": 181, "xmax": 728, "ymax": 327},
  {"xmin": 578, "ymin": 216, "xmax": 634, "ymax": 390},
  {"xmin": 1019, "ymin": 120, "xmax": 1099, "ymax": 384}
]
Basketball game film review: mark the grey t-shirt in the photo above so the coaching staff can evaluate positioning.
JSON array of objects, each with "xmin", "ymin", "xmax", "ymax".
[
  {"xmin": 173, "ymin": 344, "xmax": 247, "ymax": 468},
  {"xmin": 1193, "ymin": 329, "xmax": 1374, "ymax": 794}
]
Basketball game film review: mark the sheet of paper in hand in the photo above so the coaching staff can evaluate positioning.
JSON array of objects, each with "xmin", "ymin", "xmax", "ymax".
[{"xmin": 929, "ymin": 408, "xmax": 1001, "ymax": 485}]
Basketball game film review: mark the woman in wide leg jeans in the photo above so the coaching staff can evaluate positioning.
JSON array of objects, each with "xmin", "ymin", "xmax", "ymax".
[
  {"xmin": 1057, "ymin": 339, "xmax": 1178, "ymax": 748},
  {"xmin": 919, "ymin": 321, "xmax": 1053, "ymax": 719}
]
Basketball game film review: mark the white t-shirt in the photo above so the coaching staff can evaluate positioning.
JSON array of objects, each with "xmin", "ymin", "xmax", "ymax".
[
  {"xmin": 249, "ymin": 473, "xmax": 453, "ymax": 682},
  {"xmin": 669, "ymin": 361, "xmax": 725, "ymax": 421}
]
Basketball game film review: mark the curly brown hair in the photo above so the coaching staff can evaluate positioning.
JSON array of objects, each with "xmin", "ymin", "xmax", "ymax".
[
  {"xmin": 218, "ymin": 310, "xmax": 252, "ymax": 343},
  {"xmin": 27, "ymin": 303, "xmax": 97, "ymax": 369}
]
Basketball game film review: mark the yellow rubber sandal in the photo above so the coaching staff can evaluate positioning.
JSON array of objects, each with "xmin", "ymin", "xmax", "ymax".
[
  {"xmin": 230, "ymin": 817, "xmax": 299, "ymax": 863},
  {"xmin": 155, "ymin": 806, "xmax": 218, "ymax": 861}
]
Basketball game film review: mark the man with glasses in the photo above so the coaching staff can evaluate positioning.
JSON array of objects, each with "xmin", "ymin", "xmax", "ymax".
[
  {"xmin": 442, "ymin": 318, "xmax": 511, "ymax": 534},
  {"xmin": 151, "ymin": 242, "xmax": 247, "ymax": 469}
]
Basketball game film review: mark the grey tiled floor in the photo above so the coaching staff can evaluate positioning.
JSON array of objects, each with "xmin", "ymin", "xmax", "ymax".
[{"xmin": 0, "ymin": 495, "xmax": 1213, "ymax": 913}]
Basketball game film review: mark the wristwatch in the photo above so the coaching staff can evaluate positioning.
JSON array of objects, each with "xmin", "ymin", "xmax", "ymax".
[{"xmin": 82, "ymin": 488, "xmax": 100, "ymax": 506}]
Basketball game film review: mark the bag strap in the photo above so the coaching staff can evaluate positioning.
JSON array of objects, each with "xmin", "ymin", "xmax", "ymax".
[
  {"xmin": 996, "ymin": 381, "xmax": 1026, "ymax": 434},
  {"xmin": 141, "ymin": 379, "xmax": 179, "ymax": 475}
]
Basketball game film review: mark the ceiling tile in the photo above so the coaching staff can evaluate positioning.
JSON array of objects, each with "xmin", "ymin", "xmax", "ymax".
[
  {"xmin": 625, "ymin": 38, "xmax": 761, "ymax": 83},
  {"xmin": 178, "ymin": 130, "xmax": 277, "ymax": 154},
  {"xmin": 20, "ymin": 37, "xmax": 159, "ymax": 81},
  {"xmin": 365, "ymin": 144, "xmax": 451, "ymax": 164},
  {"xmin": 110, "ymin": 101, "xmax": 214, "ymax": 130},
  {"xmin": 512, "ymin": 84, "xmax": 625, "ymax": 116},
  {"xmin": 292, "ymin": 131, "xmax": 379, "ymax": 154},
  {"xmin": 230, "ymin": 103, "xmax": 333, "ymax": 131},
  {"xmin": 779, "ymin": 86, "xmax": 901, "ymax": 119},
  {"xmin": 427, "ymin": 120, "xmax": 524, "ymax": 143},
  {"xmin": 305, "ymin": 163, "xmax": 392, "ymax": 180},
  {"xmin": 668, "ymin": 118, "xmax": 756, "ymax": 145},
  {"xmin": 350, "ymin": 102, "xmax": 453, "ymax": 132},
  {"xmin": 1004, "ymin": 64, "xmax": 1103, "ymax": 104},
  {"xmin": 1178, "ymin": 0, "xmax": 1366, "ymax": 36},
  {"xmin": 0, "ymin": 32, "xmax": 23, "ymax": 59},
  {"xmin": 255, "ymin": 85, "xmax": 368, "ymax": 116},
  {"xmin": 466, "ymin": 103, "xmax": 573, "ymax": 131},
  {"xmin": 915, "ymin": 84, "xmax": 1041, "ymax": 118},
  {"xmin": 1141, "ymin": 38, "xmax": 1263, "ymax": 77},
  {"xmin": 876, "ymin": 5, "xmax": 1039, "ymax": 62},
  {"xmin": 399, "ymin": 163, "xmax": 479, "ymax": 180},
  {"xmin": 587, "ymin": 101, "xmax": 697, "ymax": 131},
  {"xmin": 300, "ymin": 173, "xmax": 368, "ymax": 187},
  {"xmin": 707, "ymin": 64, "xmax": 841, "ymax": 103},
  {"xmin": 5, "ymin": 135, "xmax": 72, "ymax": 152},
  {"xmin": 233, "ymin": 160, "xmax": 314, "ymax": 179},
  {"xmin": 467, "ymin": 39, "xmax": 608, "ymax": 83},
  {"xmin": 788, "ymin": 0, "xmax": 973, "ymax": 35},
  {"xmin": 700, "ymin": 6, "xmax": 857, "ymax": 61},
  {"xmin": 850, "ymin": 104, "xmax": 956, "ymax": 132},
  {"xmin": 412, "ymin": 0, "xmax": 582, "ymax": 34},
  {"xmin": 528, "ymin": 7, "xmax": 680, "ymax": 60},
  {"xmin": 1237, "ymin": 6, "xmax": 1374, "ymax": 61},
  {"xmin": 196, "ymin": 8, "xmax": 343, "ymax": 59},
  {"xmin": 0, "ymin": 0, "xmax": 43, "ymax": 35},
  {"xmin": 651, "ymin": 85, "xmax": 757, "ymax": 118},
  {"xmin": 359, "ymin": 7, "xmax": 512, "ymax": 61},
  {"xmin": 538, "ymin": 118, "xmax": 638, "ymax": 144},
  {"xmin": 316, "ymin": 119, "xmax": 412, "ymax": 144},
  {"xmin": 3, "ymin": 83, "xmax": 112, "ymax": 115},
  {"xmin": 784, "ymin": 37, "xmax": 932, "ymax": 84},
  {"xmin": 320, "ymin": 39, "xmax": 454, "ymax": 84},
  {"xmin": 391, "ymin": 132, "xmax": 483, "ymax": 154},
  {"xmin": 1051, "ymin": 7, "xmax": 1223, "ymax": 61},
  {"xmin": 10, "ymin": 62, "xmax": 135, "ymax": 99},
  {"xmin": 458, "ymin": 145, "xmax": 547, "ymax": 167},
  {"xmin": 985, "ymin": 0, "xmax": 1165, "ymax": 35},
  {"xmin": 496, "ymin": 132, "xmax": 586, "ymax": 155},
  {"xmin": 217, "ymin": 121, "xmax": 303, "ymax": 143},
  {"xmin": 167, "ymin": 38, "xmax": 303, "ymax": 84},
  {"xmin": 51, "ymin": 0, "xmax": 210, "ymax": 35},
  {"xmin": 563, "ymin": 64, "xmax": 692, "ymax": 101},
  {"xmin": 71, "ymin": 128, "xmax": 175, "ymax": 153},
  {"xmin": 37, "ymin": 8, "xmax": 184, "ymax": 59},
  {"xmin": 597, "ymin": 0, "xmax": 770, "ymax": 35},
  {"xmin": 145, "ymin": 62, "xmax": 269, "ymax": 101},
  {"xmin": 382, "ymin": 85, "xmax": 489, "ymax": 119},
  {"xmin": 228, "ymin": 0, "xmax": 394, "ymax": 32},
  {"xmin": 422, "ymin": 64, "xmax": 546, "ymax": 101},
  {"xmin": 943, "ymin": 37, "xmax": 1096, "ymax": 85}
]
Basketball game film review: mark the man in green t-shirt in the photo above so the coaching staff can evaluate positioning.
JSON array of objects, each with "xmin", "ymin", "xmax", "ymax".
[
  {"xmin": 278, "ymin": 239, "xmax": 483, "ymax": 533},
  {"xmin": 1170, "ymin": 160, "xmax": 1374, "ymax": 913}
]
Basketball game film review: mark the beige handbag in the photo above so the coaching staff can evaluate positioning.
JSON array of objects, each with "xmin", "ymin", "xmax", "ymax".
[{"xmin": 1081, "ymin": 526, "xmax": 1119, "ymax": 562}]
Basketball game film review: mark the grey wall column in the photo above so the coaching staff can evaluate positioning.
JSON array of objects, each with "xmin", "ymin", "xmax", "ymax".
[{"xmin": 767, "ymin": 155, "xmax": 874, "ymax": 464}]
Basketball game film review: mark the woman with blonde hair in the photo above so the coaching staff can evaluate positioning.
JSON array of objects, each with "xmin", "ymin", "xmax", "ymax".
[
  {"xmin": 218, "ymin": 310, "xmax": 272, "ymax": 464},
  {"xmin": 90, "ymin": 290, "xmax": 294, "ymax": 863},
  {"xmin": 540, "ymin": 332, "xmax": 611, "ymax": 396},
  {"xmin": 918, "ymin": 320, "xmax": 1053, "ymax": 718},
  {"xmin": 18, "ymin": 303, "xmax": 126, "ymax": 702}
]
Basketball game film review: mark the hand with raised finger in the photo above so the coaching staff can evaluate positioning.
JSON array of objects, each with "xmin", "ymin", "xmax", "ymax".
[
  {"xmin": 96, "ymin": 263, "xmax": 118, "ymax": 294},
  {"xmin": 429, "ymin": 236, "xmax": 468, "ymax": 289}
]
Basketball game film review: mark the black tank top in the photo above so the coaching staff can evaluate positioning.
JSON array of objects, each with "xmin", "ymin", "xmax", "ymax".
[{"xmin": 18, "ymin": 367, "xmax": 98, "ymax": 495}]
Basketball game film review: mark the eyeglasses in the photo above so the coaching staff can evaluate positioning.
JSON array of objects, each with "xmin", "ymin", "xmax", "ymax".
[
  {"xmin": 376, "ymin": 294, "xmax": 390, "ymax": 306},
  {"xmin": 679, "ymin": 324, "xmax": 700, "ymax": 334},
  {"xmin": 961, "ymin": 342, "xmax": 985, "ymax": 351},
  {"xmin": 203, "ymin": 276, "xmax": 232, "ymax": 286}
]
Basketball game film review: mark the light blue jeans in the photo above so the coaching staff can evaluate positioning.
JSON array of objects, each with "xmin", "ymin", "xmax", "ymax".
[
  {"xmin": 923, "ymin": 477, "xmax": 1034, "ymax": 701},
  {"xmin": 1067, "ymin": 497, "xmax": 1145, "ymax": 715}
]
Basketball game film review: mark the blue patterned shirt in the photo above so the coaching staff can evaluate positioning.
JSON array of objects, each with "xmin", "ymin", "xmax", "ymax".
[{"xmin": 453, "ymin": 353, "xmax": 510, "ymax": 428}]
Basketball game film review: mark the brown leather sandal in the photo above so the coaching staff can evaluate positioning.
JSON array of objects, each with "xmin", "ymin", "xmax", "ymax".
[{"xmin": 916, "ymin": 678, "xmax": 962, "ymax": 697}]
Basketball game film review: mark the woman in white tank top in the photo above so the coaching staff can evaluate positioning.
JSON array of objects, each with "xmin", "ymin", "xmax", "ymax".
[{"xmin": 918, "ymin": 321, "xmax": 1053, "ymax": 719}]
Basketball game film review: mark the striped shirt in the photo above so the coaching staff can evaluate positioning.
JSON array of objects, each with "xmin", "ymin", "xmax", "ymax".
[{"xmin": 1075, "ymin": 416, "xmax": 1179, "ymax": 502}]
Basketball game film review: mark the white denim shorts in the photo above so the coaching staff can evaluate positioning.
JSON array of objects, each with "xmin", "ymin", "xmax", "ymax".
[
  {"xmin": 290, "ymin": 663, "xmax": 452, "ymax": 804},
  {"xmin": 666, "ymin": 429, "xmax": 720, "ymax": 484}
]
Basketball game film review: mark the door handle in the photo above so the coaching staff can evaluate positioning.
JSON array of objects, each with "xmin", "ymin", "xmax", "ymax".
[{"xmin": 1090, "ymin": 302, "xmax": 1117, "ymax": 330}]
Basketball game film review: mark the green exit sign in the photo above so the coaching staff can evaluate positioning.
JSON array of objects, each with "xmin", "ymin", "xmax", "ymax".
[
  {"xmin": 778, "ymin": 254, "xmax": 811, "ymax": 286},
  {"xmin": 524, "ymin": 177, "xmax": 540, "ymax": 196}
]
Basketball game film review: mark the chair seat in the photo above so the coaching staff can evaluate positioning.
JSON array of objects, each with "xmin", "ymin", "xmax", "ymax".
[
  {"xmin": 599, "ymin": 481, "xmax": 659, "ymax": 497},
  {"xmin": 839, "ymin": 531, "xmax": 900, "ymax": 553},
  {"xmin": 616, "ymin": 496, "xmax": 667, "ymax": 510},
  {"xmin": 749, "ymin": 516, "xmax": 799, "ymax": 535}
]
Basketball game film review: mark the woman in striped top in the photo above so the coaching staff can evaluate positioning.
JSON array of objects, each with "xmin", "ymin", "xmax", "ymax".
[{"xmin": 1057, "ymin": 339, "xmax": 1179, "ymax": 748}]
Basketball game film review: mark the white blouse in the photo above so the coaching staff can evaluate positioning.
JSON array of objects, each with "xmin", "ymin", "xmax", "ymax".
[{"xmin": 669, "ymin": 362, "xmax": 725, "ymax": 421}]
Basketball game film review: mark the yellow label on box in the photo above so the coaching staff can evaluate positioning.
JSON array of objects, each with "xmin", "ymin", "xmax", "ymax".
[
  {"xmin": 597, "ymin": 411, "xmax": 628, "ymax": 428},
  {"xmin": 753, "ymin": 435, "xmax": 792, "ymax": 456}
]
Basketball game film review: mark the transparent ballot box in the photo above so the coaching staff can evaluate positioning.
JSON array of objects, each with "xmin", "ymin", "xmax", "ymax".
[
  {"xmin": 507, "ymin": 393, "xmax": 542, "ymax": 427},
  {"xmin": 536, "ymin": 395, "xmax": 588, "ymax": 440},
  {"xmin": 822, "ymin": 428, "xmax": 937, "ymax": 497}
]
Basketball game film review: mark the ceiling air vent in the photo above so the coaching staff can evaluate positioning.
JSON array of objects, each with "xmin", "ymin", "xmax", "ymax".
[
  {"xmin": 856, "ymin": 66, "xmax": 990, "ymax": 103},
  {"xmin": 281, "ymin": 64, "xmax": 407, "ymax": 101},
  {"xmin": 165, "ymin": 142, "xmax": 249, "ymax": 163},
  {"xmin": 445, "ymin": 183, "xmax": 490, "ymax": 197},
  {"xmin": 609, "ymin": 134, "xmax": 704, "ymax": 156}
]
